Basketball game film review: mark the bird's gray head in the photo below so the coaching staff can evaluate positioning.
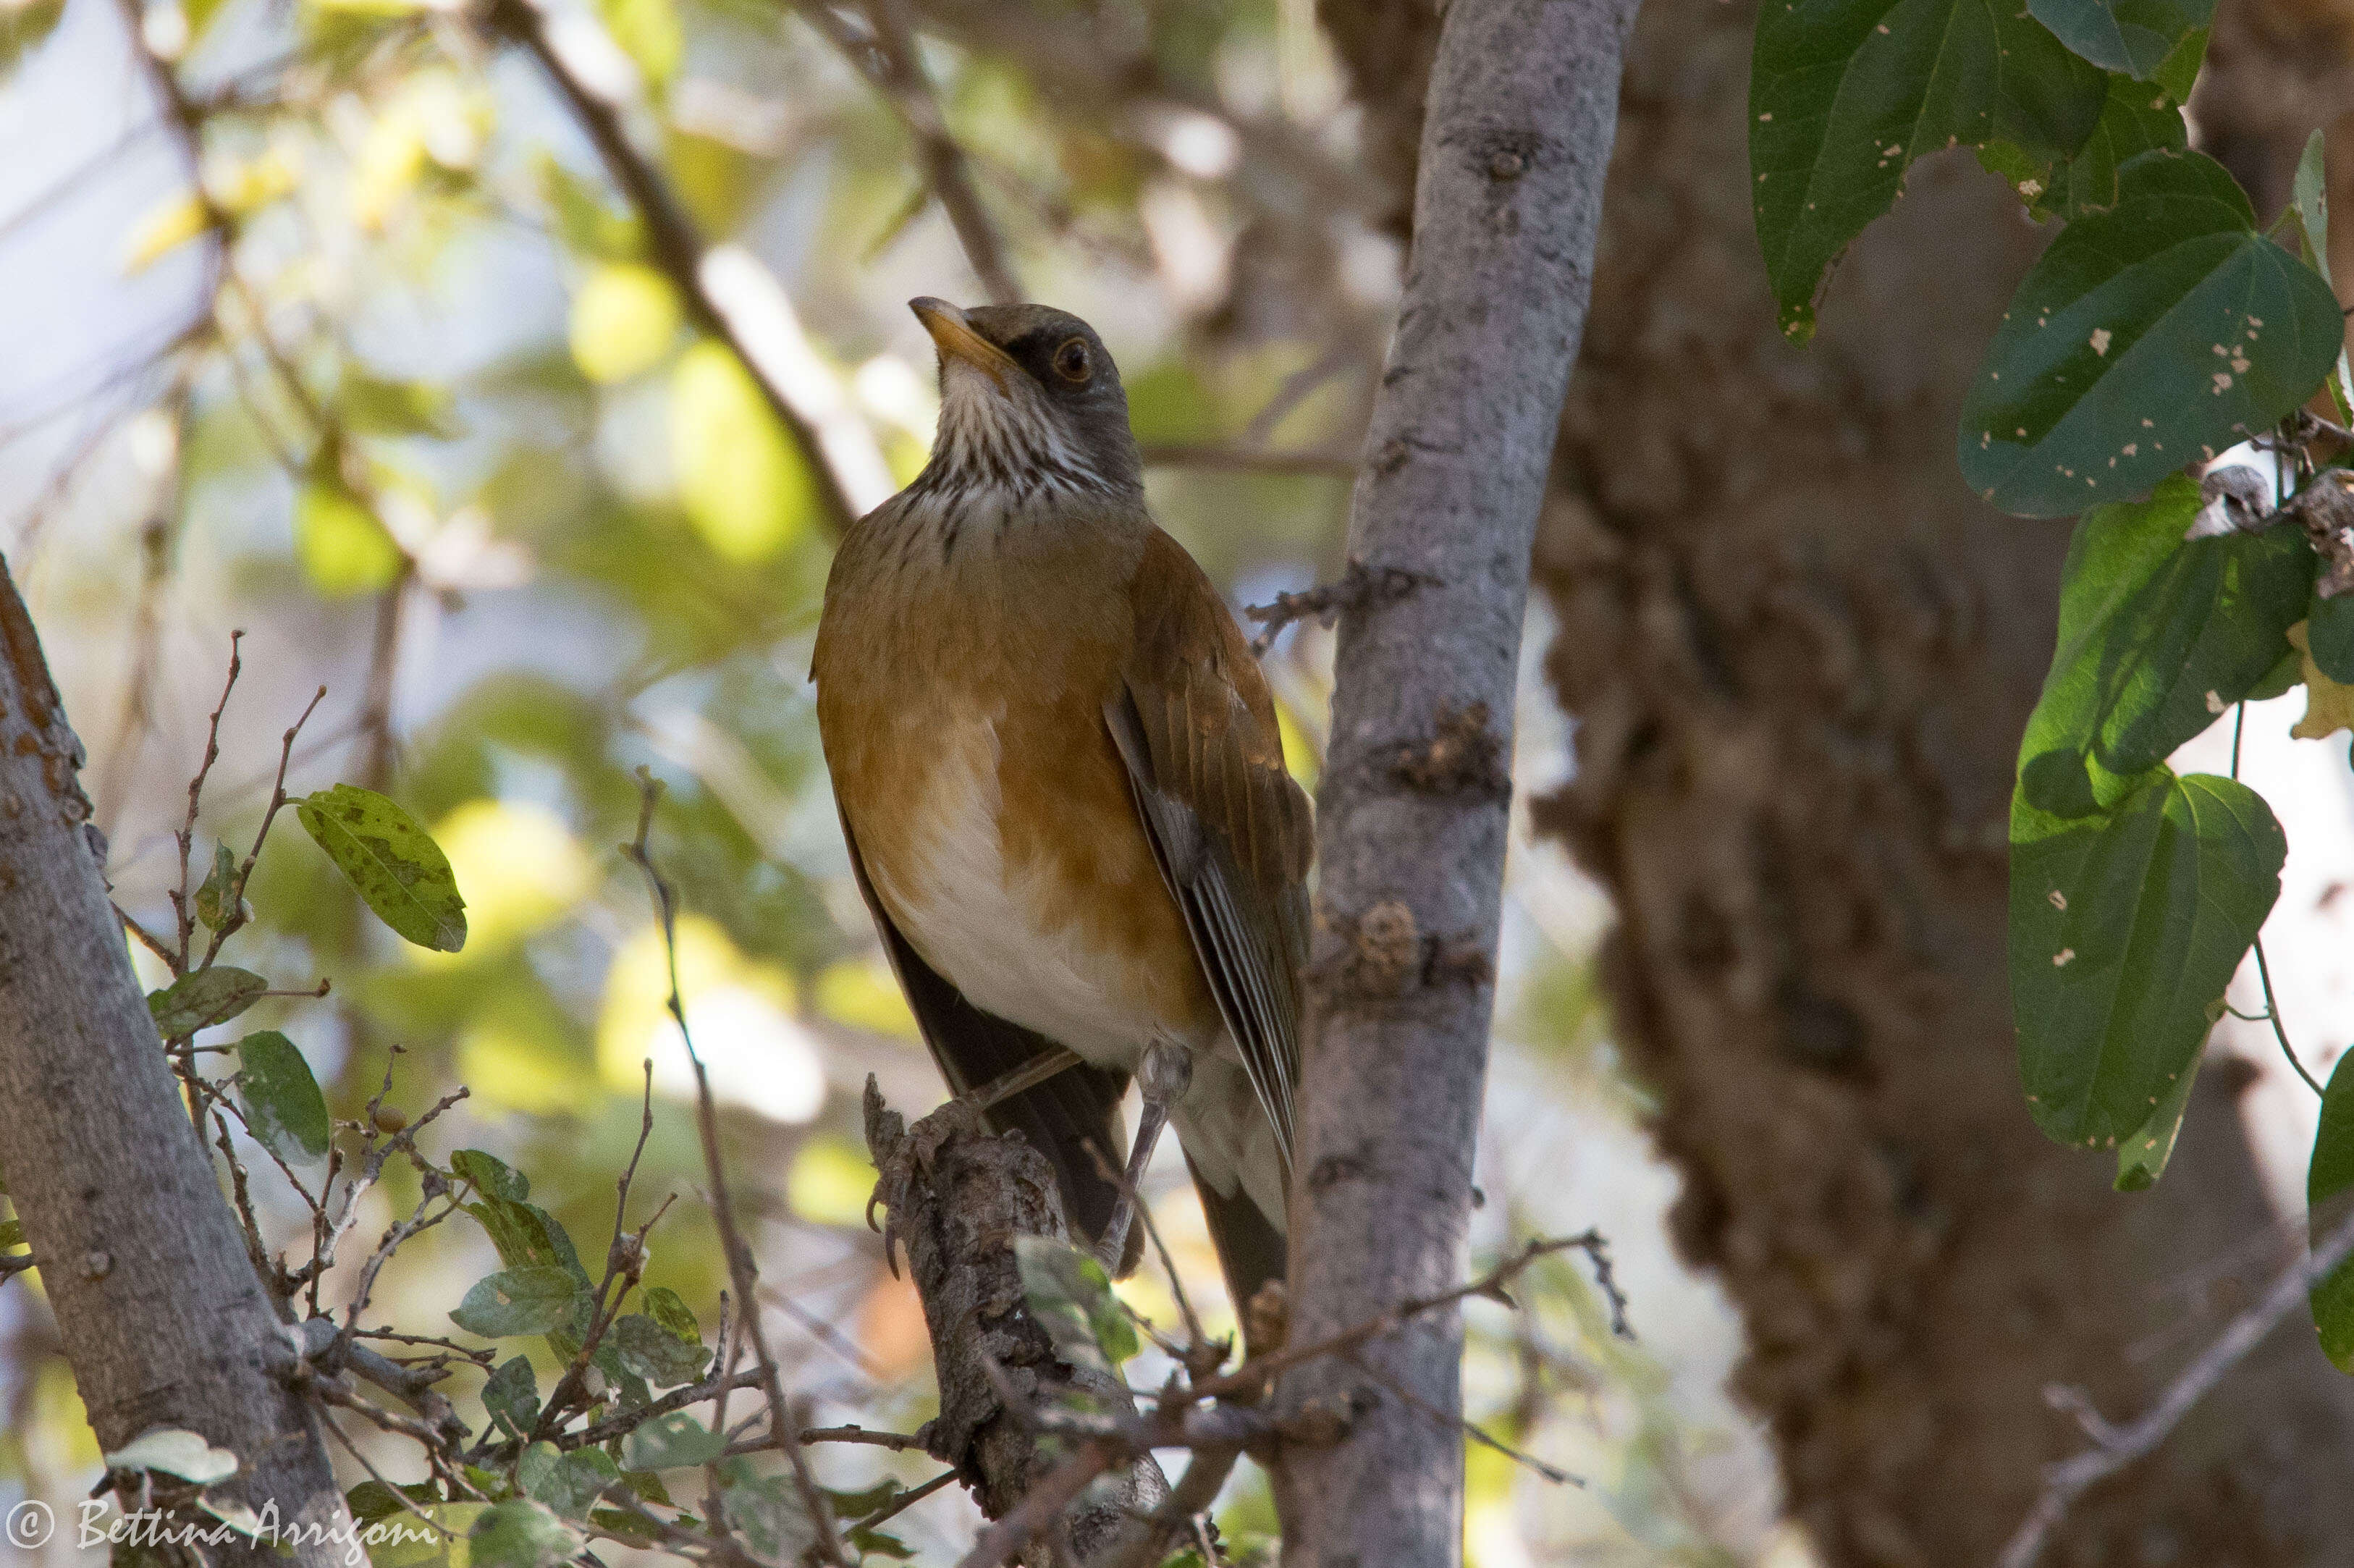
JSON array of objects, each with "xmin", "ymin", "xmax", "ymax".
[{"xmin": 906, "ymin": 298, "xmax": 1143, "ymax": 510}]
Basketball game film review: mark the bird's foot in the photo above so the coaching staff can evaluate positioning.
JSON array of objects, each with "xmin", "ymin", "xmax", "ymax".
[
  {"xmin": 1094, "ymin": 1041, "xmax": 1193, "ymax": 1276},
  {"xmin": 960, "ymin": 1046, "xmax": 1087, "ymax": 1113}
]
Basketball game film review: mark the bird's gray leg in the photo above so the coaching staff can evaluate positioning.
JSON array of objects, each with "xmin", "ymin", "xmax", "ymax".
[{"xmin": 1097, "ymin": 1040, "xmax": 1192, "ymax": 1275}]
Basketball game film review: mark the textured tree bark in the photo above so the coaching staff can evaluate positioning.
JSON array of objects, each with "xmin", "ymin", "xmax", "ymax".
[
  {"xmin": 1271, "ymin": 1, "xmax": 1638, "ymax": 1564},
  {"xmin": 1524, "ymin": 0, "xmax": 2354, "ymax": 1561},
  {"xmin": 0, "ymin": 556, "xmax": 351, "ymax": 1565},
  {"xmin": 862, "ymin": 1084, "xmax": 1167, "ymax": 1564}
]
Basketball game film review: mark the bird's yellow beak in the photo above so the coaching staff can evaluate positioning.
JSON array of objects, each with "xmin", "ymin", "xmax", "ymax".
[{"xmin": 911, "ymin": 297, "xmax": 1015, "ymax": 389}]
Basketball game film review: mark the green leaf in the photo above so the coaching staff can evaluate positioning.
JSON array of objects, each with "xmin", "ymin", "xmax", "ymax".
[
  {"xmin": 296, "ymin": 783, "xmax": 468, "ymax": 951},
  {"xmin": 2027, "ymin": 0, "xmax": 2211, "ymax": 80},
  {"xmin": 536, "ymin": 152, "xmax": 641, "ymax": 261},
  {"xmin": 1959, "ymin": 148, "xmax": 2344, "ymax": 518},
  {"xmin": 718, "ymin": 1457, "xmax": 814, "ymax": 1561},
  {"xmin": 229, "ymin": 1031, "xmax": 332, "ymax": 1166},
  {"xmin": 104, "ymin": 1428, "xmax": 240, "ymax": 1485},
  {"xmin": 194, "ymin": 843, "xmax": 242, "ymax": 932},
  {"xmin": 609, "ymin": 1312, "xmax": 710, "ymax": 1387},
  {"xmin": 344, "ymin": 1480, "xmax": 430, "ymax": 1524},
  {"xmin": 2310, "ymin": 588, "xmax": 2354, "ymax": 683},
  {"xmin": 295, "ymin": 465, "xmax": 406, "ymax": 597},
  {"xmin": 342, "ymin": 374, "xmax": 465, "ymax": 440},
  {"xmin": 362, "ymin": 1502, "xmax": 488, "ymax": 1568},
  {"xmin": 568, "ymin": 263, "xmax": 680, "ymax": 384},
  {"xmin": 2291, "ymin": 130, "xmax": 2354, "ymax": 423},
  {"xmin": 0, "ymin": 1218, "xmax": 23, "ymax": 1252},
  {"xmin": 2016, "ymin": 70, "xmax": 2186, "ymax": 219},
  {"xmin": 670, "ymin": 340, "xmax": 819, "ymax": 562},
  {"xmin": 465, "ymin": 1499, "xmax": 577, "ymax": 1568},
  {"xmin": 452, "ymin": 1148, "xmax": 530, "ymax": 1202},
  {"xmin": 0, "ymin": 0, "xmax": 64, "ymax": 90},
  {"xmin": 641, "ymin": 1284, "xmax": 700, "ymax": 1343},
  {"xmin": 481, "ymin": 1354, "xmax": 541, "ymax": 1441},
  {"xmin": 1750, "ymin": 0, "xmax": 2106, "ymax": 339},
  {"xmin": 516, "ymin": 1442, "xmax": 619, "ymax": 1520},
  {"xmin": 850, "ymin": 1525, "xmax": 916, "ymax": 1559},
  {"xmin": 147, "ymin": 966, "xmax": 267, "ymax": 1037},
  {"xmin": 621, "ymin": 1412, "xmax": 725, "ymax": 1471},
  {"xmin": 1013, "ymin": 1234, "xmax": 1139, "ymax": 1378},
  {"xmin": 2114, "ymin": 1045, "xmax": 2202, "ymax": 1189},
  {"xmin": 2010, "ymin": 771, "xmax": 2282, "ymax": 1149},
  {"xmin": 2017, "ymin": 474, "xmax": 2315, "ymax": 816},
  {"xmin": 451, "ymin": 1266, "xmax": 588, "ymax": 1339},
  {"xmin": 2310, "ymin": 1049, "xmax": 2354, "ymax": 1370}
]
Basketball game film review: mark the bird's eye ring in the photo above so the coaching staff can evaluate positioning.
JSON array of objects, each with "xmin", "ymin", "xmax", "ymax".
[{"xmin": 1052, "ymin": 337, "xmax": 1092, "ymax": 384}]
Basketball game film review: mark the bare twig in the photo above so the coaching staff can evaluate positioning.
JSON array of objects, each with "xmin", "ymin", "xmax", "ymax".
[
  {"xmin": 1999, "ymin": 1205, "xmax": 2354, "ymax": 1568},
  {"xmin": 622, "ymin": 770, "xmax": 851, "ymax": 1566},
  {"xmin": 953, "ymin": 1442, "xmax": 1115, "ymax": 1568},
  {"xmin": 486, "ymin": 0, "xmax": 891, "ymax": 529},
  {"xmin": 1244, "ymin": 558, "xmax": 1433, "ymax": 654}
]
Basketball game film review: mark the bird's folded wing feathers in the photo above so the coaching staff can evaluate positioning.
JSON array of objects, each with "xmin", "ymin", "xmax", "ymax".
[
  {"xmin": 1105, "ymin": 528, "xmax": 1313, "ymax": 1171},
  {"xmin": 835, "ymin": 807, "xmax": 1141, "ymax": 1268}
]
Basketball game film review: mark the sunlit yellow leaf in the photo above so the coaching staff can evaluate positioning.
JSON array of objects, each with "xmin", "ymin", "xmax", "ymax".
[
  {"xmin": 2289, "ymin": 620, "xmax": 2354, "ymax": 741},
  {"xmin": 786, "ymin": 1135, "xmax": 874, "ymax": 1228},
  {"xmin": 295, "ymin": 473, "xmax": 405, "ymax": 597},
  {"xmin": 669, "ymin": 341, "xmax": 817, "ymax": 563},
  {"xmin": 1274, "ymin": 698, "xmax": 1320, "ymax": 793},
  {"xmin": 423, "ymin": 800, "xmax": 594, "ymax": 960},
  {"xmin": 122, "ymin": 191, "xmax": 208, "ymax": 274},
  {"xmin": 813, "ymin": 958, "xmax": 916, "ymax": 1039},
  {"xmin": 599, "ymin": 0, "xmax": 678, "ymax": 88},
  {"xmin": 216, "ymin": 147, "xmax": 299, "ymax": 214},
  {"xmin": 568, "ymin": 263, "xmax": 680, "ymax": 384},
  {"xmin": 598, "ymin": 917, "xmax": 827, "ymax": 1124},
  {"xmin": 458, "ymin": 991, "xmax": 591, "ymax": 1115}
]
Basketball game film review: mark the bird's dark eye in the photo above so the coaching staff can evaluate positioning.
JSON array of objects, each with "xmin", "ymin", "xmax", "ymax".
[{"xmin": 1052, "ymin": 337, "xmax": 1092, "ymax": 384}]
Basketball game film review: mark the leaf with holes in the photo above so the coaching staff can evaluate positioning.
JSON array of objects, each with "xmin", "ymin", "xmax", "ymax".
[
  {"xmin": 147, "ymin": 967, "xmax": 268, "ymax": 1038},
  {"xmin": 2011, "ymin": 771, "xmax": 2282, "ymax": 1150},
  {"xmin": 2017, "ymin": 474, "xmax": 2315, "ymax": 817},
  {"xmin": 229, "ymin": 1031, "xmax": 332, "ymax": 1167},
  {"xmin": 1750, "ymin": 0, "xmax": 2106, "ymax": 339},
  {"xmin": 609, "ymin": 1312, "xmax": 710, "ymax": 1387},
  {"xmin": 1959, "ymin": 148, "xmax": 2344, "ymax": 518},
  {"xmin": 296, "ymin": 784, "xmax": 467, "ymax": 952}
]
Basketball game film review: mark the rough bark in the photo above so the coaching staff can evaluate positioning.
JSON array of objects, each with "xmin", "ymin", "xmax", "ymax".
[
  {"xmin": 861, "ymin": 1083, "xmax": 1167, "ymax": 1564},
  {"xmin": 1272, "ymin": 0, "xmax": 1639, "ymax": 1563},
  {"xmin": 1523, "ymin": 0, "xmax": 2354, "ymax": 1560},
  {"xmin": 0, "ymin": 555, "xmax": 351, "ymax": 1564}
]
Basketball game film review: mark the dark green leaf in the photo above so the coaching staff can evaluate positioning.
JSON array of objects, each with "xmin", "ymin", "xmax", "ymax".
[
  {"xmin": 344, "ymin": 1480, "xmax": 434, "ymax": 1524},
  {"xmin": 465, "ymin": 1499, "xmax": 576, "ymax": 1568},
  {"xmin": 2311, "ymin": 590, "xmax": 2354, "ymax": 683},
  {"xmin": 1013, "ymin": 1234, "xmax": 1139, "ymax": 1378},
  {"xmin": 2014, "ymin": 70, "xmax": 2187, "ymax": 219},
  {"xmin": 515, "ymin": 1442, "xmax": 619, "ymax": 1520},
  {"xmin": 1750, "ymin": 0, "xmax": 2106, "ymax": 338},
  {"xmin": 2310, "ymin": 1049, "xmax": 2354, "ymax": 1370},
  {"xmin": 452, "ymin": 1148, "xmax": 530, "ymax": 1202},
  {"xmin": 621, "ymin": 1412, "xmax": 724, "ymax": 1471},
  {"xmin": 295, "ymin": 783, "xmax": 468, "ymax": 952},
  {"xmin": 1959, "ymin": 148, "xmax": 2344, "ymax": 518},
  {"xmin": 587, "ymin": 1507, "xmax": 659, "ymax": 1547},
  {"xmin": 851, "ymin": 1526, "xmax": 916, "ymax": 1559},
  {"xmin": 609, "ymin": 1312, "xmax": 710, "ymax": 1387},
  {"xmin": 147, "ymin": 967, "xmax": 268, "ymax": 1038},
  {"xmin": 2027, "ymin": 0, "xmax": 2211, "ymax": 80},
  {"xmin": 2010, "ymin": 771, "xmax": 2282, "ymax": 1148},
  {"xmin": 641, "ymin": 1284, "xmax": 700, "ymax": 1342},
  {"xmin": 0, "ymin": 1218, "xmax": 22, "ymax": 1251},
  {"xmin": 194, "ymin": 843, "xmax": 242, "ymax": 932},
  {"xmin": 229, "ymin": 1031, "xmax": 332, "ymax": 1166},
  {"xmin": 2017, "ymin": 474, "xmax": 2314, "ymax": 816},
  {"xmin": 481, "ymin": 1355, "xmax": 541, "ymax": 1442},
  {"xmin": 451, "ymin": 1267, "xmax": 588, "ymax": 1339}
]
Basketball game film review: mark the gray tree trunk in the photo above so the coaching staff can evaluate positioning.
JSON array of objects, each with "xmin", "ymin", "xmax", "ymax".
[
  {"xmin": 1272, "ymin": 0, "xmax": 1640, "ymax": 1563},
  {"xmin": 0, "ymin": 556, "xmax": 351, "ymax": 1564}
]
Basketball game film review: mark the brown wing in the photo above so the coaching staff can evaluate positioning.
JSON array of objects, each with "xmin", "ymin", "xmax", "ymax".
[
  {"xmin": 1103, "ymin": 528, "xmax": 1314, "ymax": 1171},
  {"xmin": 837, "ymin": 809, "xmax": 1140, "ymax": 1267}
]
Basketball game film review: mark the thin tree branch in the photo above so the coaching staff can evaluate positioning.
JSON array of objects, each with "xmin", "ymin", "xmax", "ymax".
[
  {"xmin": 486, "ymin": 0, "xmax": 893, "ymax": 528},
  {"xmin": 1999, "ymin": 1205, "xmax": 2354, "ymax": 1568}
]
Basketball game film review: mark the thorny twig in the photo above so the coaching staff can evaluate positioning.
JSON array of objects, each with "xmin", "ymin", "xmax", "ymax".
[
  {"xmin": 1999, "ymin": 1203, "xmax": 2354, "ymax": 1568},
  {"xmin": 623, "ymin": 767, "xmax": 852, "ymax": 1565}
]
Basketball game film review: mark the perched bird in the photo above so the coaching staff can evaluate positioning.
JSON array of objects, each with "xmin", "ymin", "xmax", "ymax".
[{"xmin": 811, "ymin": 298, "xmax": 1311, "ymax": 1328}]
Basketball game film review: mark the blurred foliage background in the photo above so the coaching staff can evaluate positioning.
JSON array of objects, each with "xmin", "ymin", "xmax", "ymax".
[{"xmin": 0, "ymin": 0, "xmax": 1810, "ymax": 1558}]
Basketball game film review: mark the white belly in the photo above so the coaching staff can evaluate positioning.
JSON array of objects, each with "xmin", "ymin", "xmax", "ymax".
[{"xmin": 873, "ymin": 717, "xmax": 1152, "ymax": 1068}]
